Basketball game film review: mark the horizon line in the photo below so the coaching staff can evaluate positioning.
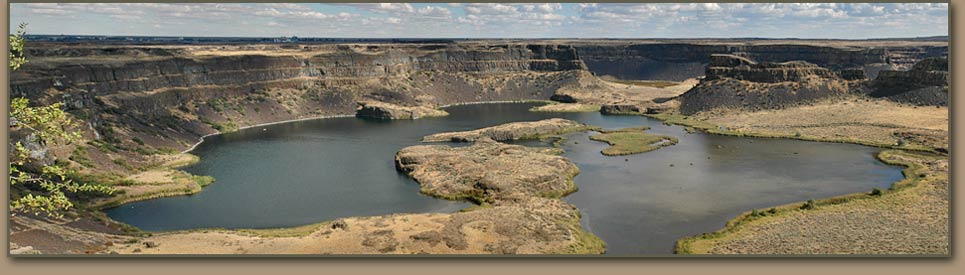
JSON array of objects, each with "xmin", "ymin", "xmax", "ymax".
[{"xmin": 21, "ymin": 33, "xmax": 951, "ymax": 41}]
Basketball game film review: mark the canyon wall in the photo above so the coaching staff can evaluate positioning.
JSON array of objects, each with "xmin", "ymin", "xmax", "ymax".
[
  {"xmin": 574, "ymin": 43, "xmax": 946, "ymax": 81},
  {"xmin": 869, "ymin": 57, "xmax": 949, "ymax": 106},
  {"xmin": 7, "ymin": 40, "xmax": 948, "ymax": 175},
  {"xmin": 678, "ymin": 54, "xmax": 859, "ymax": 115},
  {"xmin": 9, "ymin": 43, "xmax": 600, "ymax": 174}
]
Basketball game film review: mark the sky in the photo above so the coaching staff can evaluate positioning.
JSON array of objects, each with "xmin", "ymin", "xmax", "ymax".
[{"xmin": 9, "ymin": 3, "xmax": 949, "ymax": 39}]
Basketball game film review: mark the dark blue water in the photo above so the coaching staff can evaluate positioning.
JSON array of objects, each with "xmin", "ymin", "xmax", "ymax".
[{"xmin": 105, "ymin": 103, "xmax": 903, "ymax": 254}]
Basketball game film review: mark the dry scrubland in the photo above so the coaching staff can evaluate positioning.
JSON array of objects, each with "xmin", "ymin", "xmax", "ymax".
[
  {"xmin": 694, "ymin": 98, "xmax": 948, "ymax": 150},
  {"xmin": 112, "ymin": 197, "xmax": 601, "ymax": 255}
]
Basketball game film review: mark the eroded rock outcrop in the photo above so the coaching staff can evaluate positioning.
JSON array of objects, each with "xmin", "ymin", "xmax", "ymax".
[
  {"xmin": 574, "ymin": 42, "xmax": 946, "ymax": 81},
  {"xmin": 355, "ymin": 101, "xmax": 448, "ymax": 120},
  {"xmin": 421, "ymin": 118, "xmax": 594, "ymax": 142},
  {"xmin": 599, "ymin": 104, "xmax": 641, "ymax": 115},
  {"xmin": 396, "ymin": 139, "xmax": 578, "ymax": 201},
  {"xmin": 703, "ymin": 54, "xmax": 841, "ymax": 83},
  {"xmin": 388, "ymin": 123, "xmax": 604, "ymax": 254},
  {"xmin": 678, "ymin": 54, "xmax": 858, "ymax": 115},
  {"xmin": 869, "ymin": 57, "xmax": 948, "ymax": 106}
]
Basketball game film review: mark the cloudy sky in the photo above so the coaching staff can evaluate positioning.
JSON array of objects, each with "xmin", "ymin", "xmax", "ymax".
[{"xmin": 9, "ymin": 3, "xmax": 948, "ymax": 39}]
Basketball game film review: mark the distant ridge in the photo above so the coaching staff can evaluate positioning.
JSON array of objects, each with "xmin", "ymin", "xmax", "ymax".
[{"xmin": 23, "ymin": 34, "xmax": 950, "ymax": 45}]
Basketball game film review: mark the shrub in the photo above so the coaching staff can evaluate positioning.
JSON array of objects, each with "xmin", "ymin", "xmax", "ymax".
[
  {"xmin": 70, "ymin": 146, "xmax": 96, "ymax": 168},
  {"xmin": 112, "ymin": 158, "xmax": 135, "ymax": 171},
  {"xmin": 751, "ymin": 209, "xmax": 763, "ymax": 217},
  {"xmin": 801, "ymin": 199, "xmax": 817, "ymax": 210},
  {"xmin": 870, "ymin": 188, "xmax": 884, "ymax": 196}
]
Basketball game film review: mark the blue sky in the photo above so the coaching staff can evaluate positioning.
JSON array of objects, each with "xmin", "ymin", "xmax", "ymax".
[{"xmin": 9, "ymin": 3, "xmax": 948, "ymax": 39}]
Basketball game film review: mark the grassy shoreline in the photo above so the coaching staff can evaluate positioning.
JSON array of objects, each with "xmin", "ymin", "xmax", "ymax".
[
  {"xmin": 588, "ymin": 127, "xmax": 679, "ymax": 156},
  {"xmin": 87, "ymin": 153, "xmax": 214, "ymax": 210},
  {"xmin": 644, "ymin": 112, "xmax": 946, "ymax": 254},
  {"xmin": 645, "ymin": 113, "xmax": 940, "ymax": 153}
]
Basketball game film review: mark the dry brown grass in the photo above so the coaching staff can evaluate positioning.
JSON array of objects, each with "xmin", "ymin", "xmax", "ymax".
[
  {"xmin": 679, "ymin": 151, "xmax": 948, "ymax": 255},
  {"xmin": 694, "ymin": 98, "xmax": 948, "ymax": 149}
]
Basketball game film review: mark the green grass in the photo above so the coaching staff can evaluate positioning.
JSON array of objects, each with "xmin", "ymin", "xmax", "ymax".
[
  {"xmin": 88, "ymin": 140, "xmax": 124, "ymax": 153},
  {"xmin": 206, "ymin": 98, "xmax": 228, "ymax": 113},
  {"xmin": 200, "ymin": 117, "xmax": 240, "ymax": 133},
  {"xmin": 565, "ymin": 225, "xmax": 606, "ymax": 254},
  {"xmin": 70, "ymin": 146, "xmax": 96, "ymax": 168},
  {"xmin": 112, "ymin": 158, "xmax": 136, "ymax": 171},
  {"xmin": 589, "ymin": 127, "xmax": 679, "ymax": 156},
  {"xmin": 554, "ymin": 211, "xmax": 606, "ymax": 254},
  {"xmin": 91, "ymin": 170, "xmax": 216, "ymax": 209},
  {"xmin": 191, "ymin": 175, "xmax": 215, "ymax": 187}
]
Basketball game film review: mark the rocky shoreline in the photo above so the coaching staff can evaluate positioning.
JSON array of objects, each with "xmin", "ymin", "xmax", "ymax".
[
  {"xmin": 588, "ymin": 127, "xmax": 679, "ymax": 156},
  {"xmin": 676, "ymin": 150, "xmax": 947, "ymax": 255},
  {"xmin": 103, "ymin": 120, "xmax": 608, "ymax": 255}
]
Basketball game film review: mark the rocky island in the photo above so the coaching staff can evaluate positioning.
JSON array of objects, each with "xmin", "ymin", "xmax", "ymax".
[
  {"xmin": 589, "ymin": 127, "xmax": 678, "ymax": 156},
  {"xmin": 421, "ymin": 118, "xmax": 596, "ymax": 142}
]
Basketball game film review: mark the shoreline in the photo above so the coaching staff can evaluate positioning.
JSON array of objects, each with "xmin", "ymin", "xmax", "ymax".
[
  {"xmin": 643, "ymin": 113, "xmax": 942, "ymax": 154},
  {"xmin": 438, "ymin": 99, "xmax": 554, "ymax": 108},
  {"xmin": 180, "ymin": 114, "xmax": 356, "ymax": 154},
  {"xmin": 102, "ymin": 112, "xmax": 606, "ymax": 255},
  {"xmin": 641, "ymin": 112, "xmax": 948, "ymax": 255},
  {"xmin": 102, "ymin": 102, "xmax": 942, "ymax": 255},
  {"xmin": 675, "ymin": 149, "xmax": 945, "ymax": 254},
  {"xmin": 180, "ymin": 100, "xmax": 557, "ymax": 155},
  {"xmin": 111, "ymin": 100, "xmax": 560, "ymax": 230}
]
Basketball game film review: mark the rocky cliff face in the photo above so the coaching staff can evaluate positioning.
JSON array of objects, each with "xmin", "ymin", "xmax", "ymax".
[
  {"xmin": 574, "ymin": 42, "xmax": 945, "ymax": 81},
  {"xmin": 678, "ymin": 54, "xmax": 858, "ymax": 115},
  {"xmin": 869, "ymin": 57, "xmax": 949, "ymax": 106},
  {"xmin": 703, "ymin": 54, "xmax": 845, "ymax": 83},
  {"xmin": 7, "ymin": 40, "xmax": 948, "ymax": 174},
  {"xmin": 11, "ymin": 43, "xmax": 585, "ymax": 97},
  {"xmin": 9, "ymin": 43, "xmax": 593, "ymax": 174}
]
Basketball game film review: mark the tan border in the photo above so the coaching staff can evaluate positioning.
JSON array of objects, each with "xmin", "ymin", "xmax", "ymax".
[{"xmin": 2, "ymin": 0, "xmax": 963, "ymax": 272}]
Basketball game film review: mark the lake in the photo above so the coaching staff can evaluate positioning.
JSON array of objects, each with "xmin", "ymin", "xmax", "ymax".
[{"xmin": 105, "ymin": 103, "xmax": 903, "ymax": 254}]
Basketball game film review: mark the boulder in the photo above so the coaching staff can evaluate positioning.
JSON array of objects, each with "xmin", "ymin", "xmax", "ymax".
[{"xmin": 600, "ymin": 104, "xmax": 641, "ymax": 115}]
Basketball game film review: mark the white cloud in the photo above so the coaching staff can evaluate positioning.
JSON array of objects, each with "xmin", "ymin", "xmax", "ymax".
[{"xmin": 9, "ymin": 3, "xmax": 948, "ymax": 39}]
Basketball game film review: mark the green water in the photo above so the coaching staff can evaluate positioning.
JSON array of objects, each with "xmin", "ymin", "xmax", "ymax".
[{"xmin": 106, "ymin": 103, "xmax": 902, "ymax": 254}]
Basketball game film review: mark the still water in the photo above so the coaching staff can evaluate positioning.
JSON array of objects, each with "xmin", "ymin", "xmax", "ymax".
[{"xmin": 106, "ymin": 103, "xmax": 902, "ymax": 254}]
